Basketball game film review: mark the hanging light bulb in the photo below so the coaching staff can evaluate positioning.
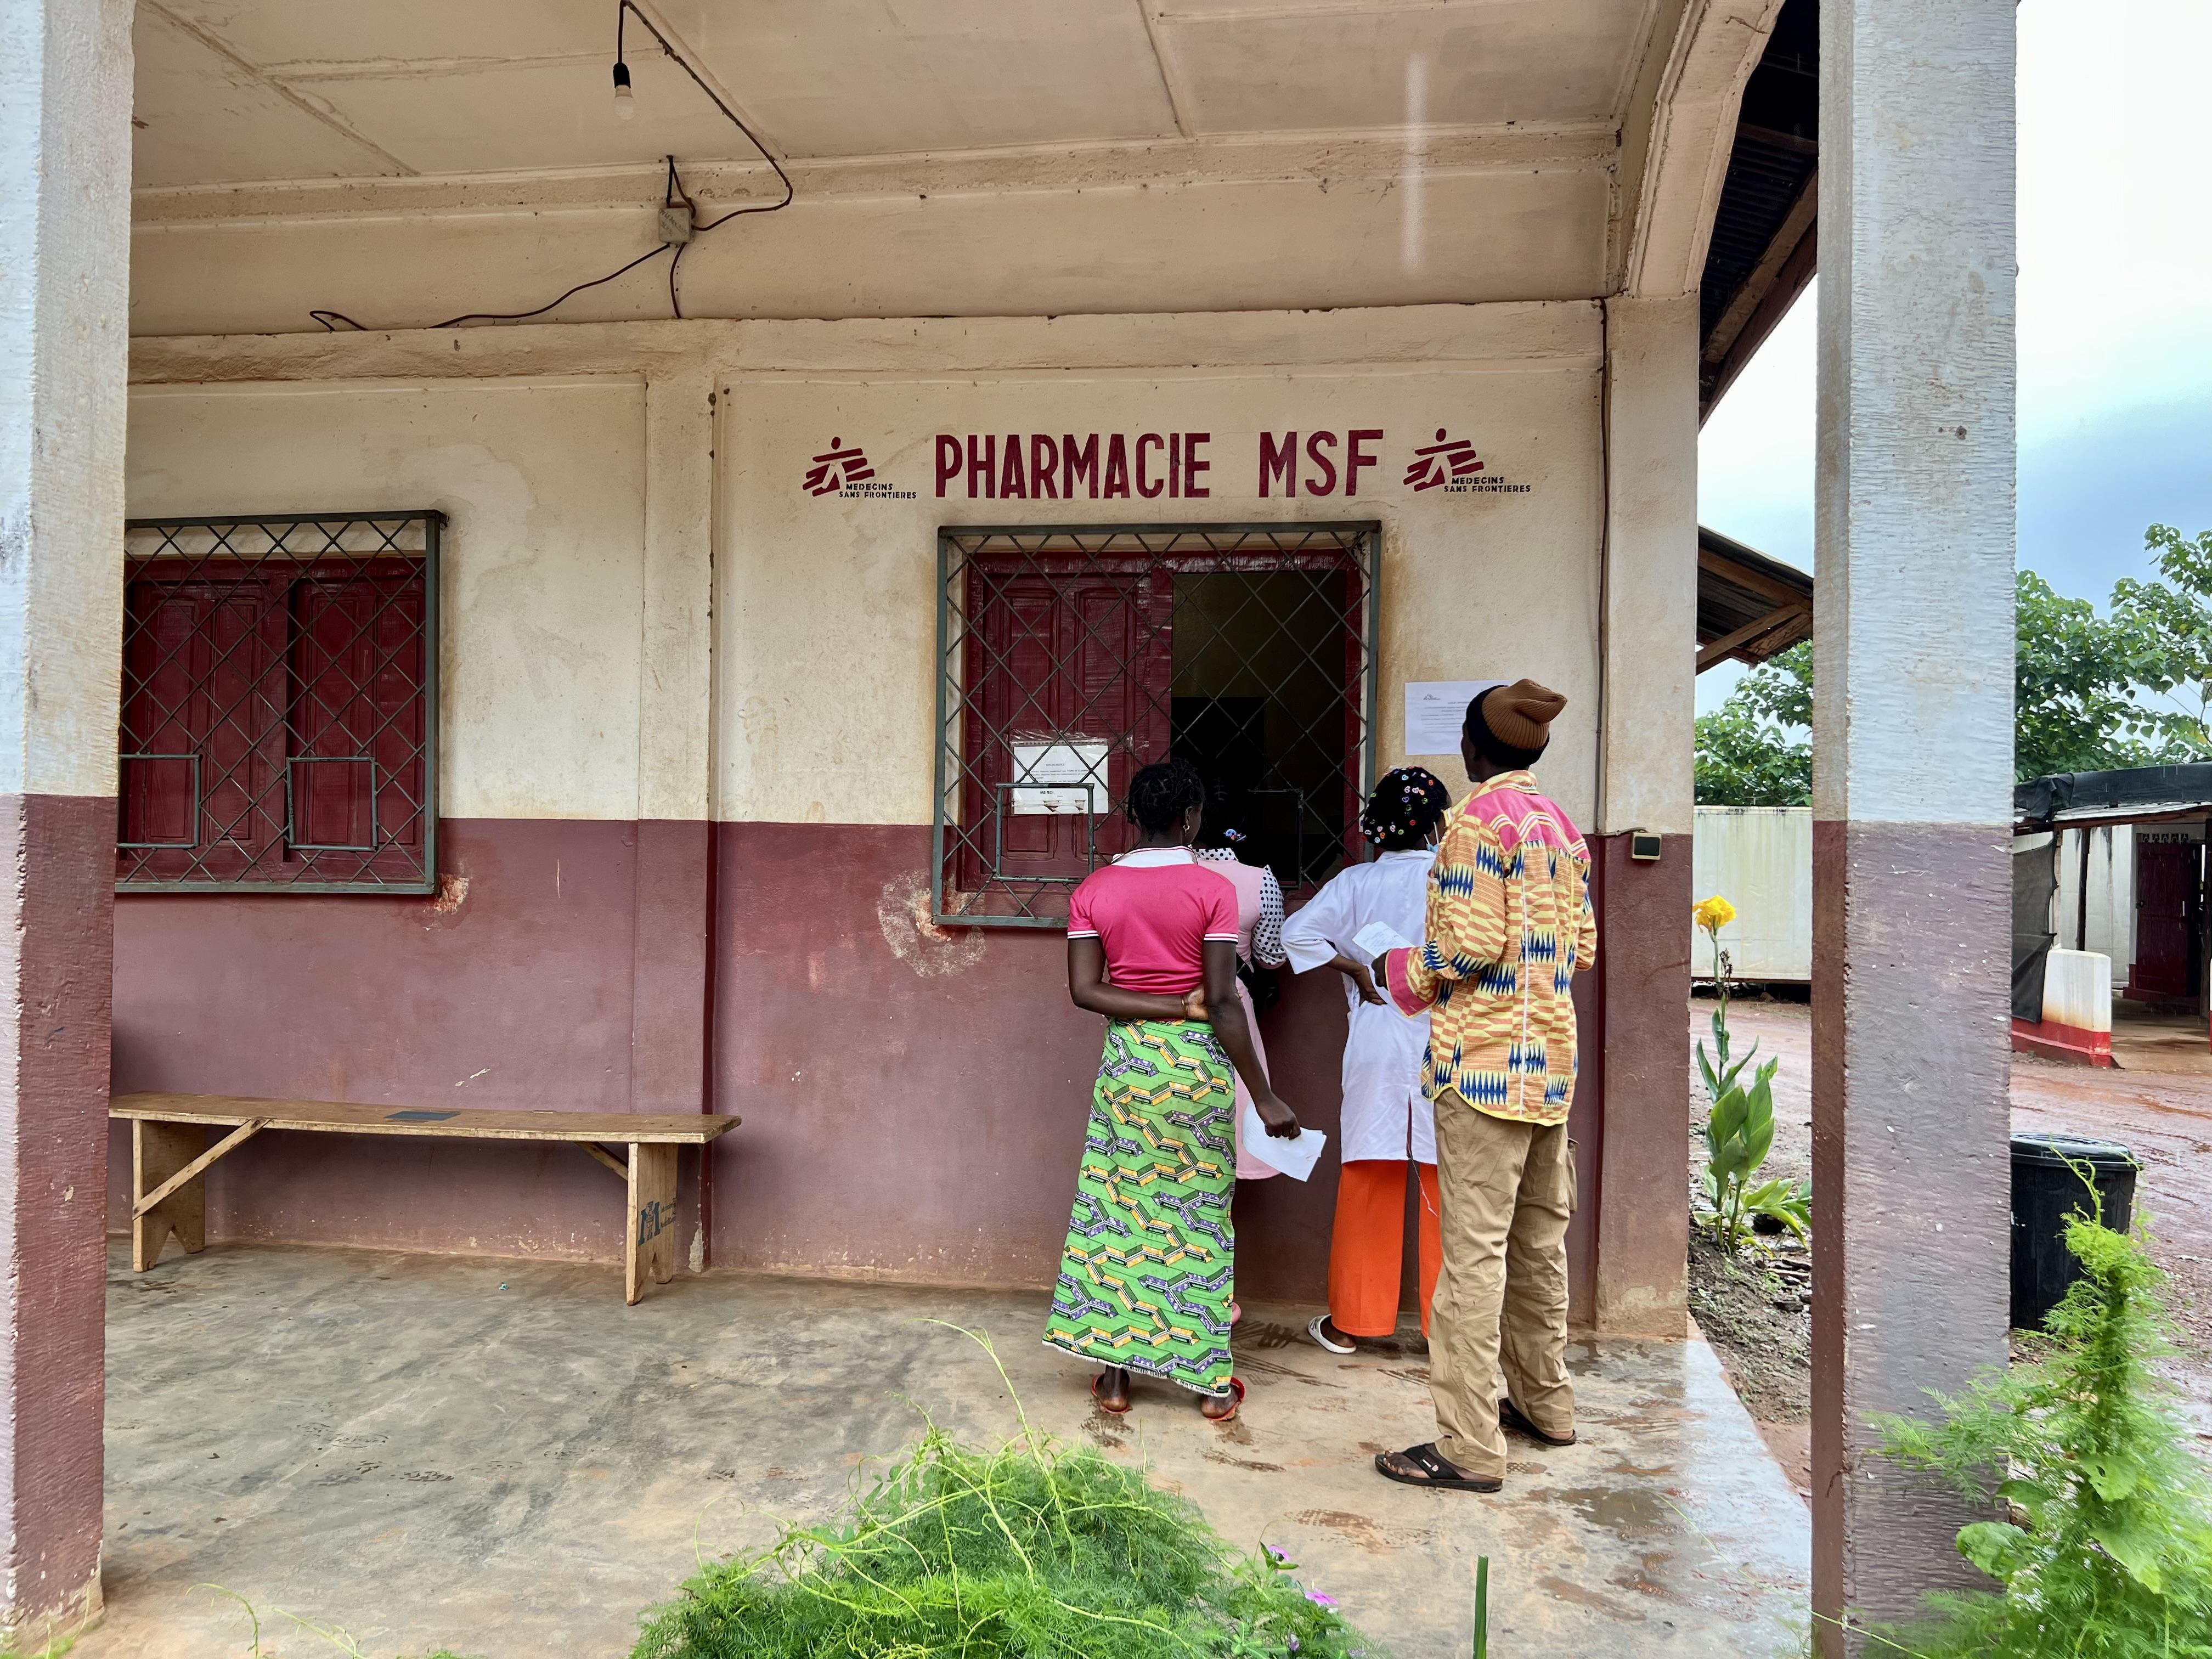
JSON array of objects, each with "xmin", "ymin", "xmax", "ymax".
[{"xmin": 613, "ymin": 58, "xmax": 635, "ymax": 120}]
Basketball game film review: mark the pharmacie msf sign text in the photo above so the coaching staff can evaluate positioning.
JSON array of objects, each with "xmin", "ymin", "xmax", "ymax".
[{"xmin": 932, "ymin": 430, "xmax": 1398, "ymax": 500}]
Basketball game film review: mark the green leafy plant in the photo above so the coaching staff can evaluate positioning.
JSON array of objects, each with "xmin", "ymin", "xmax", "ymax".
[
  {"xmin": 632, "ymin": 1329, "xmax": 1365, "ymax": 1659},
  {"xmin": 1692, "ymin": 896, "xmax": 1798, "ymax": 1250},
  {"xmin": 1739, "ymin": 1173, "xmax": 1812, "ymax": 1240},
  {"xmin": 1869, "ymin": 1204, "xmax": 2212, "ymax": 1656}
]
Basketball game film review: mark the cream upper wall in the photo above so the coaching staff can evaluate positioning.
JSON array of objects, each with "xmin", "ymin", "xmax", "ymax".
[
  {"xmin": 717, "ymin": 359, "xmax": 1604, "ymax": 830},
  {"xmin": 122, "ymin": 304, "xmax": 1654, "ymax": 834},
  {"xmin": 125, "ymin": 377, "xmax": 648, "ymax": 822},
  {"xmin": 129, "ymin": 165, "xmax": 1613, "ymax": 340}
]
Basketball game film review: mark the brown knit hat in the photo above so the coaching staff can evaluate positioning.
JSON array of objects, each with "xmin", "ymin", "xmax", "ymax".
[{"xmin": 1472, "ymin": 679, "xmax": 1567, "ymax": 752}]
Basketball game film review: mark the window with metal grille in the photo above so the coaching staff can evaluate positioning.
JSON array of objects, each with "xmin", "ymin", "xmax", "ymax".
[
  {"xmin": 118, "ymin": 512, "xmax": 441, "ymax": 894},
  {"xmin": 933, "ymin": 522, "xmax": 1379, "ymax": 927}
]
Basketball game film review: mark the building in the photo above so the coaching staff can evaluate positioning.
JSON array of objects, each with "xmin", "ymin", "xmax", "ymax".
[
  {"xmin": 106, "ymin": 0, "xmax": 1796, "ymax": 1336},
  {"xmin": 2016, "ymin": 765, "xmax": 2212, "ymax": 1007},
  {"xmin": 3, "ymin": 0, "xmax": 2017, "ymax": 1650}
]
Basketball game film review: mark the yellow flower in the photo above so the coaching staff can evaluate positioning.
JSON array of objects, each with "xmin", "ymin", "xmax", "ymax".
[{"xmin": 1693, "ymin": 895, "xmax": 1737, "ymax": 934}]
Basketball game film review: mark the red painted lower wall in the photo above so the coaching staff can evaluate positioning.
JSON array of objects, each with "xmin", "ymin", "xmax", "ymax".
[
  {"xmin": 110, "ymin": 815, "xmax": 1672, "ymax": 1318},
  {"xmin": 109, "ymin": 819, "xmax": 688, "ymax": 1261},
  {"xmin": 702, "ymin": 822, "xmax": 1378, "ymax": 1302}
]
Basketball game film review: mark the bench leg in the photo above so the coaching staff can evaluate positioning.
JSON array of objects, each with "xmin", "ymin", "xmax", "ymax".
[
  {"xmin": 625, "ymin": 1143, "xmax": 679, "ymax": 1304},
  {"xmin": 133, "ymin": 1120, "xmax": 207, "ymax": 1271}
]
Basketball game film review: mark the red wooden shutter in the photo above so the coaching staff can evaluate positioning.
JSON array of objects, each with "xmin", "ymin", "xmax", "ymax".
[
  {"xmin": 119, "ymin": 572, "xmax": 284, "ymax": 879},
  {"xmin": 289, "ymin": 561, "xmax": 426, "ymax": 879},
  {"xmin": 958, "ymin": 554, "xmax": 1172, "ymax": 894}
]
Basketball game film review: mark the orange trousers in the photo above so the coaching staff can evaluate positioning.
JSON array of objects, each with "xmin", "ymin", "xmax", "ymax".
[{"xmin": 1328, "ymin": 1159, "xmax": 1443, "ymax": 1338}]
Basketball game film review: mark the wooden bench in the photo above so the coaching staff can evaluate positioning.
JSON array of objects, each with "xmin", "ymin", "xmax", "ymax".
[{"xmin": 111, "ymin": 1093, "xmax": 741, "ymax": 1305}]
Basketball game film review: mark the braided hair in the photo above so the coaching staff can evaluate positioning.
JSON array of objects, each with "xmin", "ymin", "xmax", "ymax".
[
  {"xmin": 1359, "ymin": 766, "xmax": 1451, "ymax": 850},
  {"xmin": 1124, "ymin": 759, "xmax": 1206, "ymax": 834}
]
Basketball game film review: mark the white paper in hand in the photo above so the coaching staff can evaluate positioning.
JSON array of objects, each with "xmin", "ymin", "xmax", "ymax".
[
  {"xmin": 1241, "ymin": 1103, "xmax": 1327, "ymax": 1182},
  {"xmin": 1353, "ymin": 921, "xmax": 1414, "ymax": 959}
]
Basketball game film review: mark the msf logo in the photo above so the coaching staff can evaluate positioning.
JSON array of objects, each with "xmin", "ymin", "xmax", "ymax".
[
  {"xmin": 804, "ymin": 436, "xmax": 875, "ymax": 496},
  {"xmin": 1403, "ymin": 428, "xmax": 1484, "ymax": 492}
]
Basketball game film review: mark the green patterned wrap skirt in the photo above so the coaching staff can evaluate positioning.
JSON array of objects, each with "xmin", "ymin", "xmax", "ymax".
[{"xmin": 1042, "ymin": 1018, "xmax": 1236, "ymax": 1397}]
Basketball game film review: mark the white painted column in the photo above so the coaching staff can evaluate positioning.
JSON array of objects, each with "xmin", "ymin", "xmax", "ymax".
[
  {"xmin": 1811, "ymin": 1, "xmax": 2016, "ymax": 1649},
  {"xmin": 1592, "ymin": 292, "xmax": 1699, "ymax": 1333},
  {"xmin": 0, "ymin": 0, "xmax": 133, "ymax": 1641}
]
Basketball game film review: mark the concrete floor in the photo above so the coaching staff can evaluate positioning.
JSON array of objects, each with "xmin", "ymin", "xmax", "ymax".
[{"xmin": 83, "ymin": 1239, "xmax": 1810, "ymax": 1659}]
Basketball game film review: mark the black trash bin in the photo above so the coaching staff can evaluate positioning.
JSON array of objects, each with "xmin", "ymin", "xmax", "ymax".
[{"xmin": 2011, "ymin": 1133, "xmax": 2139, "ymax": 1331}]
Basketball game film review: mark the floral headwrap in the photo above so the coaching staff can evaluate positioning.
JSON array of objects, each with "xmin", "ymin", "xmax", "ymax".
[{"xmin": 1359, "ymin": 766, "xmax": 1452, "ymax": 848}]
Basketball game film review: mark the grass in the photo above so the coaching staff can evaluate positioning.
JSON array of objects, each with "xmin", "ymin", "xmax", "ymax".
[{"xmin": 629, "ymin": 1328, "xmax": 1368, "ymax": 1659}]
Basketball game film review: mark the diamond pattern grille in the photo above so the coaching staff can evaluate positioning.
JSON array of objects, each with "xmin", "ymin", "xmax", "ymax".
[
  {"xmin": 118, "ymin": 512, "xmax": 441, "ymax": 894},
  {"xmin": 933, "ymin": 522, "xmax": 1380, "ymax": 927}
]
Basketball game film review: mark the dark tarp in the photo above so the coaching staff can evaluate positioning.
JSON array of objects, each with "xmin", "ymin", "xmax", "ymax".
[
  {"xmin": 2017, "ymin": 763, "xmax": 2212, "ymax": 827},
  {"xmin": 2013, "ymin": 835, "xmax": 2057, "ymax": 1022}
]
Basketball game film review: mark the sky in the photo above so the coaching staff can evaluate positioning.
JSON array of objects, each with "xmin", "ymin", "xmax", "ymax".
[{"xmin": 1695, "ymin": 0, "xmax": 2212, "ymax": 714}]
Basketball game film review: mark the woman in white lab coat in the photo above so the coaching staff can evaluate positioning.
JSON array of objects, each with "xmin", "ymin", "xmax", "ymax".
[{"xmin": 1280, "ymin": 767, "xmax": 1454, "ymax": 1353}]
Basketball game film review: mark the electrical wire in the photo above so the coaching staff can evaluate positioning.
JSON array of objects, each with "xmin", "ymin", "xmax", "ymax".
[
  {"xmin": 311, "ymin": 4, "xmax": 792, "ymax": 332},
  {"xmin": 665, "ymin": 153, "xmax": 697, "ymax": 319},
  {"xmin": 623, "ymin": 0, "xmax": 795, "ymax": 319},
  {"xmin": 618, "ymin": 0, "xmax": 794, "ymax": 228},
  {"xmin": 313, "ymin": 236, "xmax": 673, "ymax": 334}
]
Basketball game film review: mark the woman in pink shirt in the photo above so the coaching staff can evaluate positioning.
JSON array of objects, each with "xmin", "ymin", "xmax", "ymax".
[{"xmin": 1043, "ymin": 760, "xmax": 1300, "ymax": 1421}]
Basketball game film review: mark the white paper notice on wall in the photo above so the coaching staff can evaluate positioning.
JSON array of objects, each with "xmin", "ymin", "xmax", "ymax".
[
  {"xmin": 1010, "ymin": 740, "xmax": 1110, "ymax": 815},
  {"xmin": 1403, "ymin": 681, "xmax": 1505, "ymax": 756}
]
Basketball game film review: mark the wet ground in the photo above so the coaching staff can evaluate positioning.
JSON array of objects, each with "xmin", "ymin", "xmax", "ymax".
[
  {"xmin": 87, "ymin": 1238, "xmax": 1810, "ymax": 1659},
  {"xmin": 1689, "ymin": 995, "xmax": 2212, "ymax": 1488}
]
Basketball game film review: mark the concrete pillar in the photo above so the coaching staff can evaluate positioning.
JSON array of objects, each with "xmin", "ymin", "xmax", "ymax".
[
  {"xmin": 1590, "ymin": 293, "xmax": 1700, "ymax": 1334},
  {"xmin": 0, "ymin": 0, "xmax": 134, "ymax": 1640},
  {"xmin": 1810, "ymin": 1, "xmax": 2016, "ymax": 1649}
]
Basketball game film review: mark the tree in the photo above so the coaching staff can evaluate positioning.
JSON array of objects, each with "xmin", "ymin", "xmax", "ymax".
[
  {"xmin": 1695, "ymin": 642, "xmax": 1812, "ymax": 806},
  {"xmin": 1693, "ymin": 532, "xmax": 2212, "ymax": 805},
  {"xmin": 2109, "ymin": 524, "xmax": 2212, "ymax": 759},
  {"xmin": 2014, "ymin": 568, "xmax": 2175, "ymax": 780}
]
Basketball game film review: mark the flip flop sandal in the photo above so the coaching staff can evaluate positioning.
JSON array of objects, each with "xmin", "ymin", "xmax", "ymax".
[
  {"xmin": 1091, "ymin": 1372, "xmax": 1132, "ymax": 1415},
  {"xmin": 1200, "ymin": 1377, "xmax": 1246, "ymax": 1424},
  {"xmin": 1499, "ymin": 1397, "xmax": 1577, "ymax": 1447},
  {"xmin": 1307, "ymin": 1313, "xmax": 1356, "ymax": 1355},
  {"xmin": 1374, "ymin": 1442, "xmax": 1503, "ymax": 1493}
]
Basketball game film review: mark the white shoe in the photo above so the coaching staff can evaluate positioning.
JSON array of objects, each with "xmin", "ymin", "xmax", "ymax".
[{"xmin": 1307, "ymin": 1313, "xmax": 1356, "ymax": 1355}]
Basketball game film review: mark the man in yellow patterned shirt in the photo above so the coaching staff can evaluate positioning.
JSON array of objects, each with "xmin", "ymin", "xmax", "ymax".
[{"xmin": 1370, "ymin": 679, "xmax": 1595, "ymax": 1493}]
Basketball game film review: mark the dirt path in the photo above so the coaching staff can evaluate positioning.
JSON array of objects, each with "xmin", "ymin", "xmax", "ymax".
[{"xmin": 1684, "ymin": 995, "xmax": 2212, "ymax": 1499}]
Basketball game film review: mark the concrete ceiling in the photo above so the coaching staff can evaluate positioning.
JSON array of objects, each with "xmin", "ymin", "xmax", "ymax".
[{"xmin": 132, "ymin": 0, "xmax": 1661, "ymax": 190}]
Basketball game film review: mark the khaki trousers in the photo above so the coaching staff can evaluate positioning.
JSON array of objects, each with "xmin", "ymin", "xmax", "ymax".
[{"xmin": 1428, "ymin": 1098, "xmax": 1576, "ymax": 1476}]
